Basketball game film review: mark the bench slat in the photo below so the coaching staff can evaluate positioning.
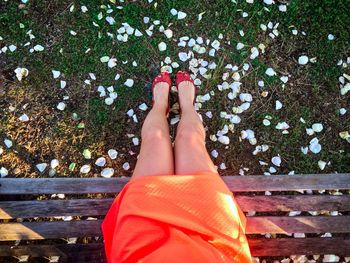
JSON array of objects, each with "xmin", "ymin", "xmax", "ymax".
[
  {"xmin": 235, "ymin": 195, "xmax": 350, "ymax": 212},
  {"xmin": 0, "ymin": 173, "xmax": 349, "ymax": 194},
  {"xmin": 248, "ymin": 237, "xmax": 350, "ymax": 256},
  {"xmin": 0, "ymin": 243, "xmax": 106, "ymax": 263},
  {"xmin": 0, "ymin": 238, "xmax": 349, "ymax": 258},
  {"xmin": 0, "ymin": 199, "xmax": 114, "ymax": 219},
  {"xmin": 2, "ymin": 195, "xmax": 350, "ymax": 220},
  {"xmin": 0, "ymin": 220, "xmax": 103, "ymax": 241},
  {"xmin": 246, "ymin": 216, "xmax": 350, "ymax": 234},
  {"xmin": 1, "ymin": 216, "xmax": 350, "ymax": 241}
]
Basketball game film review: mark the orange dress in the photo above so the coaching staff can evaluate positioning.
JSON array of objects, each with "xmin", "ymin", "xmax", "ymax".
[{"xmin": 102, "ymin": 173, "xmax": 252, "ymax": 263}]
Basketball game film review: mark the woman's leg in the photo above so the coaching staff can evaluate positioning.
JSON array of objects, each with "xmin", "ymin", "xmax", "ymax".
[
  {"xmin": 174, "ymin": 81, "xmax": 217, "ymax": 175},
  {"xmin": 132, "ymin": 82, "xmax": 174, "ymax": 179}
]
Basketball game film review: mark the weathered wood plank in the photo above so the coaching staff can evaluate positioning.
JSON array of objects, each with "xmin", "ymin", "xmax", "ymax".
[
  {"xmin": 0, "ymin": 173, "xmax": 349, "ymax": 194},
  {"xmin": 0, "ymin": 177, "xmax": 129, "ymax": 194},
  {"xmin": 1, "ymin": 216, "xmax": 350, "ymax": 241},
  {"xmin": 0, "ymin": 199, "xmax": 114, "ymax": 219},
  {"xmin": 0, "ymin": 243, "xmax": 106, "ymax": 263},
  {"xmin": 248, "ymin": 237, "xmax": 350, "ymax": 256},
  {"xmin": 2, "ymin": 195, "xmax": 349, "ymax": 220},
  {"xmin": 0, "ymin": 238, "xmax": 349, "ymax": 258},
  {"xmin": 235, "ymin": 195, "xmax": 350, "ymax": 212},
  {"xmin": 246, "ymin": 216, "xmax": 350, "ymax": 234},
  {"xmin": 0, "ymin": 220, "xmax": 103, "ymax": 241}
]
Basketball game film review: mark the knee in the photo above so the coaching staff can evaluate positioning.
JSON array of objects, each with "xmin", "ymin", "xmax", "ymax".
[
  {"xmin": 141, "ymin": 126, "xmax": 169, "ymax": 142},
  {"xmin": 175, "ymin": 125, "xmax": 205, "ymax": 144}
]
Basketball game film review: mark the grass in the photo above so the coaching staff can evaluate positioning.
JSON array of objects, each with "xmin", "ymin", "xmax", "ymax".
[{"xmin": 0, "ymin": 0, "xmax": 349, "ymax": 178}]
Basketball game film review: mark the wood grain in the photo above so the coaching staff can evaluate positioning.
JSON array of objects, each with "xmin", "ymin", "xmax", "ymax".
[
  {"xmin": 0, "ymin": 238, "xmax": 349, "ymax": 258},
  {"xmin": 0, "ymin": 173, "xmax": 349, "ymax": 194},
  {"xmin": 235, "ymin": 195, "xmax": 350, "ymax": 212},
  {"xmin": 0, "ymin": 199, "xmax": 113, "ymax": 219},
  {"xmin": 1, "ymin": 216, "xmax": 350, "ymax": 241}
]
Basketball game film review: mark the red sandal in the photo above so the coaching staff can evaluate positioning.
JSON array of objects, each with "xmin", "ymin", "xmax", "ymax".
[
  {"xmin": 151, "ymin": 71, "xmax": 171, "ymax": 114},
  {"xmin": 176, "ymin": 71, "xmax": 196, "ymax": 105}
]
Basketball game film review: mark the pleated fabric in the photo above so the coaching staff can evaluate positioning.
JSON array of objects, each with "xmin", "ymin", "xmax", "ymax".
[{"xmin": 102, "ymin": 173, "xmax": 252, "ymax": 263}]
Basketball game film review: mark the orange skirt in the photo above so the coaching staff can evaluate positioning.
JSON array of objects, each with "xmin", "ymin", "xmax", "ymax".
[{"xmin": 102, "ymin": 173, "xmax": 252, "ymax": 263}]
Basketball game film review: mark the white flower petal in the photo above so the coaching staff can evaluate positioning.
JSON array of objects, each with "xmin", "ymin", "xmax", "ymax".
[
  {"xmin": 271, "ymin": 156, "xmax": 281, "ymax": 167},
  {"xmin": 80, "ymin": 164, "xmax": 91, "ymax": 174},
  {"xmin": 52, "ymin": 70, "xmax": 61, "ymax": 79},
  {"xmin": 95, "ymin": 157, "xmax": 106, "ymax": 167},
  {"xmin": 298, "ymin": 55, "xmax": 309, "ymax": 65},
  {"xmin": 158, "ymin": 42, "xmax": 167, "ymax": 52},
  {"xmin": 36, "ymin": 163, "xmax": 48, "ymax": 173},
  {"xmin": 124, "ymin": 79, "xmax": 134, "ymax": 87},
  {"xmin": 265, "ymin": 67, "xmax": 277, "ymax": 76},
  {"xmin": 177, "ymin": 11, "xmax": 187, "ymax": 20},
  {"xmin": 101, "ymin": 168, "xmax": 114, "ymax": 178},
  {"xmin": 108, "ymin": 149, "xmax": 118, "ymax": 159},
  {"xmin": 178, "ymin": 52, "xmax": 189, "ymax": 62}
]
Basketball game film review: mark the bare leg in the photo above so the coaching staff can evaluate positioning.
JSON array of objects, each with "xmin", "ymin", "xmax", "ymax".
[
  {"xmin": 174, "ymin": 81, "xmax": 217, "ymax": 175},
  {"xmin": 132, "ymin": 82, "xmax": 174, "ymax": 179}
]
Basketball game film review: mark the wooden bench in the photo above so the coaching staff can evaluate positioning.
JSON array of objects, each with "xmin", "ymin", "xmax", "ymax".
[{"xmin": 0, "ymin": 173, "xmax": 349, "ymax": 262}]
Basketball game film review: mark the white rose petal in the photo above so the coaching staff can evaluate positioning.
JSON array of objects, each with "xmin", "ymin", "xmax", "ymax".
[
  {"xmin": 51, "ymin": 159, "xmax": 59, "ymax": 169},
  {"xmin": 138, "ymin": 103, "xmax": 148, "ymax": 111},
  {"xmin": 105, "ymin": 97, "xmax": 114, "ymax": 105},
  {"xmin": 57, "ymin": 102, "xmax": 66, "ymax": 111},
  {"xmin": 339, "ymin": 108, "xmax": 347, "ymax": 115},
  {"xmin": 278, "ymin": 5, "xmax": 287, "ymax": 12},
  {"xmin": 318, "ymin": 160, "xmax": 327, "ymax": 170},
  {"xmin": 19, "ymin": 114, "xmax": 29, "ymax": 122},
  {"xmin": 272, "ymin": 156, "xmax": 281, "ymax": 167},
  {"xmin": 9, "ymin": 44, "xmax": 17, "ymax": 52},
  {"xmin": 101, "ymin": 168, "xmax": 114, "ymax": 178},
  {"xmin": 218, "ymin": 135, "xmax": 230, "ymax": 145},
  {"xmin": 211, "ymin": 150, "xmax": 219, "ymax": 158},
  {"xmin": 236, "ymin": 42, "xmax": 244, "ymax": 50},
  {"xmin": 280, "ymin": 76, "xmax": 289, "ymax": 83},
  {"xmin": 124, "ymin": 79, "xmax": 134, "ymax": 87},
  {"xmin": 4, "ymin": 139, "xmax": 13, "ymax": 148},
  {"xmin": 134, "ymin": 29, "xmax": 143, "ymax": 37},
  {"xmin": 327, "ymin": 34, "xmax": 335, "ymax": 41},
  {"xmin": 108, "ymin": 149, "xmax": 118, "ymax": 159},
  {"xmin": 263, "ymin": 119, "xmax": 271, "ymax": 126},
  {"xmin": 265, "ymin": 67, "xmax": 277, "ymax": 76},
  {"xmin": 312, "ymin": 123, "xmax": 323, "ymax": 133},
  {"xmin": 36, "ymin": 163, "xmax": 48, "ymax": 173},
  {"xmin": 60, "ymin": 80, "xmax": 66, "ymax": 89},
  {"xmin": 80, "ymin": 164, "xmax": 91, "ymax": 174},
  {"xmin": 298, "ymin": 55, "xmax": 309, "ymax": 65},
  {"xmin": 177, "ymin": 11, "xmax": 187, "ymax": 20},
  {"xmin": 14, "ymin": 67, "xmax": 29, "ymax": 81},
  {"xmin": 178, "ymin": 52, "xmax": 188, "ymax": 62},
  {"xmin": 323, "ymin": 255, "xmax": 340, "ymax": 262},
  {"xmin": 158, "ymin": 42, "xmax": 167, "ymax": 52},
  {"xmin": 95, "ymin": 157, "xmax": 106, "ymax": 167},
  {"xmin": 264, "ymin": 0, "xmax": 273, "ymax": 4},
  {"xmin": 164, "ymin": 29, "xmax": 173, "ymax": 39},
  {"xmin": 52, "ymin": 70, "xmax": 61, "ymax": 79},
  {"xmin": 33, "ymin": 44, "xmax": 44, "ymax": 51},
  {"xmin": 132, "ymin": 137, "xmax": 139, "ymax": 146},
  {"xmin": 108, "ymin": 58, "xmax": 117, "ymax": 68},
  {"xmin": 0, "ymin": 167, "xmax": 9, "ymax": 177},
  {"xmin": 106, "ymin": 16, "xmax": 116, "ymax": 25},
  {"xmin": 122, "ymin": 162, "xmax": 130, "ymax": 170},
  {"xmin": 170, "ymin": 8, "xmax": 178, "ymax": 16},
  {"xmin": 275, "ymin": 100, "xmax": 283, "ymax": 110}
]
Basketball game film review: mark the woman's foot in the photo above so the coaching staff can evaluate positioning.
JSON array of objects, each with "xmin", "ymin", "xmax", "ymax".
[
  {"xmin": 151, "ymin": 72, "xmax": 171, "ymax": 113},
  {"xmin": 176, "ymin": 71, "xmax": 196, "ymax": 111}
]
